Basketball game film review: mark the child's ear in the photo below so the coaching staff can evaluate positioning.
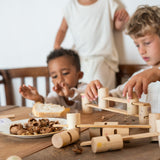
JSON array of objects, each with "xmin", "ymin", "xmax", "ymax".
[{"xmin": 78, "ymin": 71, "xmax": 84, "ymax": 80}]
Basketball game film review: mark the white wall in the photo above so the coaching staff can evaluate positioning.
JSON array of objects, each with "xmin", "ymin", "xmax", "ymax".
[{"xmin": 0, "ymin": 0, "xmax": 160, "ymax": 106}]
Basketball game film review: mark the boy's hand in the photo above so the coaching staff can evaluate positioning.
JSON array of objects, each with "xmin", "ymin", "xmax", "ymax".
[
  {"xmin": 53, "ymin": 82, "xmax": 74, "ymax": 98},
  {"xmin": 123, "ymin": 68, "xmax": 160, "ymax": 99},
  {"xmin": 19, "ymin": 84, "xmax": 42, "ymax": 102},
  {"xmin": 114, "ymin": 8, "xmax": 129, "ymax": 30},
  {"xmin": 85, "ymin": 80, "xmax": 103, "ymax": 101}
]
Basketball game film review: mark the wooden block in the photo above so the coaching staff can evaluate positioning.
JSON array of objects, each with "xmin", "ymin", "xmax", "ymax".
[
  {"xmin": 139, "ymin": 105, "xmax": 151, "ymax": 124},
  {"xmin": 103, "ymin": 128, "xmax": 129, "ymax": 137},
  {"xmin": 89, "ymin": 122, "xmax": 118, "ymax": 139},
  {"xmin": 80, "ymin": 131, "xmax": 160, "ymax": 149},
  {"xmin": 127, "ymin": 92, "xmax": 138, "ymax": 115},
  {"xmin": 67, "ymin": 113, "xmax": 80, "ymax": 130},
  {"xmin": 156, "ymin": 120, "xmax": 160, "ymax": 147},
  {"xmin": 52, "ymin": 128, "xmax": 80, "ymax": 148},
  {"xmin": 98, "ymin": 88, "xmax": 109, "ymax": 108},
  {"xmin": 149, "ymin": 113, "xmax": 160, "ymax": 141},
  {"xmin": 81, "ymin": 93, "xmax": 93, "ymax": 114},
  {"xmin": 91, "ymin": 134, "xmax": 123, "ymax": 153}
]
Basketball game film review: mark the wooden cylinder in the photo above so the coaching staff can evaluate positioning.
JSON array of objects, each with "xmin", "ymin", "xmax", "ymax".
[
  {"xmin": 52, "ymin": 128, "xmax": 80, "ymax": 148},
  {"xmin": 103, "ymin": 128, "xmax": 129, "ymax": 137},
  {"xmin": 139, "ymin": 105, "xmax": 151, "ymax": 124},
  {"xmin": 81, "ymin": 93, "xmax": 93, "ymax": 114},
  {"xmin": 91, "ymin": 134, "xmax": 123, "ymax": 153},
  {"xmin": 149, "ymin": 113, "xmax": 160, "ymax": 141},
  {"xmin": 156, "ymin": 120, "xmax": 160, "ymax": 147},
  {"xmin": 67, "ymin": 113, "xmax": 81, "ymax": 130},
  {"xmin": 98, "ymin": 88, "xmax": 109, "ymax": 108},
  {"xmin": 89, "ymin": 122, "xmax": 118, "ymax": 139},
  {"xmin": 127, "ymin": 92, "xmax": 138, "ymax": 115}
]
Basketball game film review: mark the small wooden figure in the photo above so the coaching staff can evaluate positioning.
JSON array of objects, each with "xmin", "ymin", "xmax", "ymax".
[
  {"xmin": 139, "ymin": 104, "xmax": 151, "ymax": 124},
  {"xmin": 149, "ymin": 113, "xmax": 160, "ymax": 141},
  {"xmin": 91, "ymin": 134, "xmax": 123, "ymax": 153},
  {"xmin": 103, "ymin": 127, "xmax": 129, "ymax": 137},
  {"xmin": 127, "ymin": 92, "xmax": 139, "ymax": 115},
  {"xmin": 81, "ymin": 131, "xmax": 160, "ymax": 153},
  {"xmin": 89, "ymin": 122, "xmax": 118, "ymax": 139},
  {"xmin": 52, "ymin": 128, "xmax": 80, "ymax": 148},
  {"xmin": 156, "ymin": 120, "xmax": 160, "ymax": 147},
  {"xmin": 81, "ymin": 93, "xmax": 93, "ymax": 114},
  {"xmin": 67, "ymin": 113, "xmax": 81, "ymax": 130},
  {"xmin": 98, "ymin": 88, "xmax": 109, "ymax": 108}
]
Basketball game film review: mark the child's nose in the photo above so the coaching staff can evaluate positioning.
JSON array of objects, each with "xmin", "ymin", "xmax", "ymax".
[
  {"xmin": 58, "ymin": 75, "xmax": 64, "ymax": 83},
  {"xmin": 139, "ymin": 46, "xmax": 146, "ymax": 55}
]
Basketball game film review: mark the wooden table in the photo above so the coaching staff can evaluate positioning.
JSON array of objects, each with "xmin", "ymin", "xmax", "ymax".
[{"xmin": 0, "ymin": 106, "xmax": 160, "ymax": 160}]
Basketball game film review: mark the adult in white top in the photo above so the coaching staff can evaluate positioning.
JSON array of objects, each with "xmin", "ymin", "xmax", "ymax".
[{"xmin": 54, "ymin": 0, "xmax": 129, "ymax": 89}]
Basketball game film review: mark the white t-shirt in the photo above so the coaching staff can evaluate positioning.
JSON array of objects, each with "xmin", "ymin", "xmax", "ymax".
[
  {"xmin": 45, "ymin": 82, "xmax": 87, "ymax": 111},
  {"xmin": 110, "ymin": 66, "xmax": 160, "ymax": 113},
  {"xmin": 64, "ymin": 0, "xmax": 119, "ymax": 72}
]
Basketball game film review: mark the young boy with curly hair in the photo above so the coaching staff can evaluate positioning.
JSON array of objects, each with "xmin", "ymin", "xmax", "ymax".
[
  {"xmin": 85, "ymin": 5, "xmax": 160, "ymax": 113},
  {"xmin": 19, "ymin": 48, "xmax": 86, "ymax": 110}
]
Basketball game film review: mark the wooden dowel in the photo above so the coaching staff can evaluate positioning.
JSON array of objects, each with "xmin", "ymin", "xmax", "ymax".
[
  {"xmin": 0, "ymin": 114, "xmax": 15, "ymax": 119},
  {"xmin": 86, "ymin": 104, "xmax": 139, "ymax": 117},
  {"xmin": 77, "ymin": 124, "xmax": 150, "ymax": 129},
  {"xmin": 132, "ymin": 102, "xmax": 151, "ymax": 106},
  {"xmin": 80, "ymin": 141, "xmax": 91, "ymax": 147},
  {"xmin": 122, "ymin": 132, "xmax": 159, "ymax": 141},
  {"xmin": 53, "ymin": 124, "xmax": 150, "ymax": 129},
  {"xmin": 103, "ymin": 97, "xmax": 128, "ymax": 104},
  {"xmin": 103, "ymin": 96, "xmax": 150, "ymax": 107}
]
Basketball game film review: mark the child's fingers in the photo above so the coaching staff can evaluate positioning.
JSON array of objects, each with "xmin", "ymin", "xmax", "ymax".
[
  {"xmin": 143, "ymin": 80, "xmax": 148, "ymax": 94},
  {"xmin": 86, "ymin": 88, "xmax": 95, "ymax": 101},
  {"xmin": 28, "ymin": 85, "xmax": 36, "ymax": 90},
  {"xmin": 62, "ymin": 84, "xmax": 70, "ymax": 96},
  {"xmin": 94, "ymin": 80, "xmax": 103, "ymax": 89},
  {"xmin": 123, "ymin": 80, "xmax": 136, "ymax": 98},
  {"xmin": 89, "ymin": 83, "xmax": 97, "ymax": 99},
  {"xmin": 127, "ymin": 86, "xmax": 134, "ymax": 99},
  {"xmin": 122, "ymin": 85, "xmax": 128, "ymax": 97},
  {"xmin": 134, "ymin": 80, "xmax": 143, "ymax": 98}
]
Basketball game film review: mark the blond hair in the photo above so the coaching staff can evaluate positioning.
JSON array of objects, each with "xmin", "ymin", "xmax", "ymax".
[{"xmin": 127, "ymin": 5, "xmax": 160, "ymax": 38}]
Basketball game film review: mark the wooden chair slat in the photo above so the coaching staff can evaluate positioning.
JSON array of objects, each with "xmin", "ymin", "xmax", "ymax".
[{"xmin": 46, "ymin": 77, "xmax": 50, "ymax": 96}]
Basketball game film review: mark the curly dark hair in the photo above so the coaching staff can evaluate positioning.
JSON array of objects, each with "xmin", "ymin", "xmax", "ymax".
[{"xmin": 47, "ymin": 48, "xmax": 81, "ymax": 71}]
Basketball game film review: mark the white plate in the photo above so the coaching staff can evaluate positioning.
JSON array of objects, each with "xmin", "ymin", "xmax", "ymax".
[{"xmin": 0, "ymin": 118, "xmax": 67, "ymax": 138}]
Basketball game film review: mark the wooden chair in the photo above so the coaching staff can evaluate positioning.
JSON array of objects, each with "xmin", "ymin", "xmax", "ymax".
[
  {"xmin": 0, "ymin": 64, "xmax": 148, "ymax": 106},
  {"xmin": 0, "ymin": 67, "xmax": 50, "ymax": 106}
]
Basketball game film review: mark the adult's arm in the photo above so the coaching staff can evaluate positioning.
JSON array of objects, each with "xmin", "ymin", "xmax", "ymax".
[
  {"xmin": 54, "ymin": 17, "xmax": 68, "ymax": 49},
  {"xmin": 114, "ymin": 8, "xmax": 129, "ymax": 31}
]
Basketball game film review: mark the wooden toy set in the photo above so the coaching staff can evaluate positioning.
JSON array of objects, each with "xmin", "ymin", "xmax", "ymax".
[{"xmin": 51, "ymin": 88, "xmax": 160, "ymax": 154}]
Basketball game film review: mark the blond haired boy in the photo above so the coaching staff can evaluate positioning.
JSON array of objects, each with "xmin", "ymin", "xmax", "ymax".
[{"xmin": 85, "ymin": 5, "xmax": 160, "ymax": 113}]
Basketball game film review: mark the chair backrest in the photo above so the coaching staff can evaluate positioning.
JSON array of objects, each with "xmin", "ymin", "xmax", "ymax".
[
  {"xmin": 116, "ymin": 64, "xmax": 148, "ymax": 86},
  {"xmin": 0, "ymin": 67, "xmax": 50, "ymax": 106},
  {"xmin": 0, "ymin": 64, "xmax": 148, "ymax": 106}
]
